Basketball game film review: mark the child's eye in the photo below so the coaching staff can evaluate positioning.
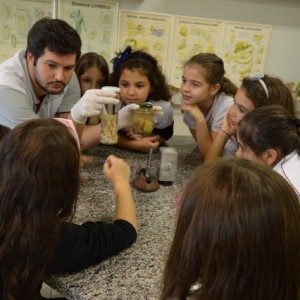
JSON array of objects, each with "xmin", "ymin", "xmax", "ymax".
[
  {"xmin": 120, "ymin": 82, "xmax": 128, "ymax": 88},
  {"xmin": 136, "ymin": 84, "xmax": 145, "ymax": 89},
  {"xmin": 192, "ymin": 82, "xmax": 200, "ymax": 87},
  {"xmin": 239, "ymin": 107, "xmax": 246, "ymax": 114}
]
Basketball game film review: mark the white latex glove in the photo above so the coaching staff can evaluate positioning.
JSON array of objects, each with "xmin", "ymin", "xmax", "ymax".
[
  {"xmin": 117, "ymin": 104, "xmax": 164, "ymax": 129},
  {"xmin": 71, "ymin": 89, "xmax": 119, "ymax": 124},
  {"xmin": 117, "ymin": 103, "xmax": 140, "ymax": 129}
]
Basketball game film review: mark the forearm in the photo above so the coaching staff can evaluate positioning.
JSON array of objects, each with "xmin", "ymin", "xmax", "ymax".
[
  {"xmin": 195, "ymin": 118, "xmax": 213, "ymax": 157},
  {"xmin": 204, "ymin": 130, "xmax": 230, "ymax": 162},
  {"xmin": 113, "ymin": 181, "xmax": 137, "ymax": 230},
  {"xmin": 115, "ymin": 134, "xmax": 148, "ymax": 153}
]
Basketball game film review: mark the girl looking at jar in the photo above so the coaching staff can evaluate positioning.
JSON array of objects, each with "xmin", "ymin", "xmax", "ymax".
[{"xmin": 110, "ymin": 46, "xmax": 174, "ymax": 153}]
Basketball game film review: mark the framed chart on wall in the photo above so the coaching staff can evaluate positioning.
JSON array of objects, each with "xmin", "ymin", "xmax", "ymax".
[
  {"xmin": 221, "ymin": 21, "xmax": 272, "ymax": 86},
  {"xmin": 0, "ymin": 0, "xmax": 53, "ymax": 63},
  {"xmin": 58, "ymin": 0, "xmax": 118, "ymax": 63},
  {"xmin": 168, "ymin": 16, "xmax": 224, "ymax": 88},
  {"xmin": 117, "ymin": 10, "xmax": 173, "ymax": 74}
]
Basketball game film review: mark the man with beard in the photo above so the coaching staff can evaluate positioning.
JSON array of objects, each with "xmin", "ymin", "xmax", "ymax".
[{"xmin": 0, "ymin": 17, "xmax": 121, "ymax": 150}]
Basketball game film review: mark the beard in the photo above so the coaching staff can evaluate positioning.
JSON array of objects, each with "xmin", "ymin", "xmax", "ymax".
[{"xmin": 33, "ymin": 66, "xmax": 66, "ymax": 95}]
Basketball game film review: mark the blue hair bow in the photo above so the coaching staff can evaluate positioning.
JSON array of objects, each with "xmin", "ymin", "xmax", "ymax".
[{"xmin": 113, "ymin": 46, "xmax": 132, "ymax": 71}]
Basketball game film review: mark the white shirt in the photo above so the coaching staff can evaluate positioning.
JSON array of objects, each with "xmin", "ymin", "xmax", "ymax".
[
  {"xmin": 0, "ymin": 50, "xmax": 80, "ymax": 128},
  {"xmin": 273, "ymin": 150, "xmax": 300, "ymax": 199}
]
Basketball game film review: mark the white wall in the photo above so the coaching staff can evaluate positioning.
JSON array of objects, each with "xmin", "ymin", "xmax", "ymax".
[{"xmin": 113, "ymin": 0, "xmax": 300, "ymax": 135}]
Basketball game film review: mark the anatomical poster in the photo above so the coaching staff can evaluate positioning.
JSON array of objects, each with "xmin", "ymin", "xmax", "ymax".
[
  {"xmin": 0, "ymin": 0, "xmax": 53, "ymax": 63},
  {"xmin": 117, "ymin": 10, "xmax": 173, "ymax": 73},
  {"xmin": 58, "ymin": 0, "xmax": 118, "ymax": 63},
  {"xmin": 168, "ymin": 16, "xmax": 224, "ymax": 88},
  {"xmin": 221, "ymin": 21, "xmax": 272, "ymax": 85}
]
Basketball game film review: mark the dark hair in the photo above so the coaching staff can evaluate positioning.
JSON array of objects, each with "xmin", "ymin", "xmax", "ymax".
[
  {"xmin": 110, "ymin": 47, "xmax": 171, "ymax": 101},
  {"xmin": 26, "ymin": 17, "xmax": 81, "ymax": 63},
  {"xmin": 75, "ymin": 52, "xmax": 109, "ymax": 88},
  {"xmin": 0, "ymin": 124, "xmax": 10, "ymax": 141},
  {"xmin": 238, "ymin": 105, "xmax": 300, "ymax": 157},
  {"xmin": 0, "ymin": 118, "xmax": 80, "ymax": 300},
  {"xmin": 184, "ymin": 53, "xmax": 238, "ymax": 97},
  {"xmin": 241, "ymin": 75, "xmax": 296, "ymax": 116},
  {"xmin": 161, "ymin": 157, "xmax": 300, "ymax": 300}
]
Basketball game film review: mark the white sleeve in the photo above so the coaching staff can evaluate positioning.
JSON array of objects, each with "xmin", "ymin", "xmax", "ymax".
[{"xmin": 0, "ymin": 87, "xmax": 38, "ymax": 128}]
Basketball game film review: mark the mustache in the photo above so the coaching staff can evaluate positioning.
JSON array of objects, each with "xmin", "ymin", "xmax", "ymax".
[{"xmin": 48, "ymin": 81, "xmax": 66, "ymax": 86}]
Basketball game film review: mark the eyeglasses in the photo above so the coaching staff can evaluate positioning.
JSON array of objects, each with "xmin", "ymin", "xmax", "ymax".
[{"xmin": 248, "ymin": 72, "xmax": 269, "ymax": 97}]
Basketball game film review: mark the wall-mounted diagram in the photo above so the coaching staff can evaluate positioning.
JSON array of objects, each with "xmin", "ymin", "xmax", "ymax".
[
  {"xmin": 0, "ymin": 0, "xmax": 52, "ymax": 63},
  {"xmin": 118, "ymin": 10, "xmax": 172, "ymax": 73}
]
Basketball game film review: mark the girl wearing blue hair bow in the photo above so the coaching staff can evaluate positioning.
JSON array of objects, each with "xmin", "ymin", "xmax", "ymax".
[{"xmin": 110, "ymin": 46, "xmax": 174, "ymax": 153}]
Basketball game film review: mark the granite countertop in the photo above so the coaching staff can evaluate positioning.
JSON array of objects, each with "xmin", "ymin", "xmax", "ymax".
[{"xmin": 45, "ymin": 136, "xmax": 201, "ymax": 300}]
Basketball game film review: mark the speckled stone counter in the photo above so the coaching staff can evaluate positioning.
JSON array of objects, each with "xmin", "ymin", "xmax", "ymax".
[{"xmin": 45, "ymin": 136, "xmax": 201, "ymax": 300}]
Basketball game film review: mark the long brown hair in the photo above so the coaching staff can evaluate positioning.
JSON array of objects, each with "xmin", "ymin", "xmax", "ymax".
[
  {"xmin": 184, "ymin": 53, "xmax": 238, "ymax": 97},
  {"xmin": 0, "ymin": 118, "xmax": 80, "ymax": 300},
  {"xmin": 241, "ymin": 75, "xmax": 296, "ymax": 116},
  {"xmin": 161, "ymin": 157, "xmax": 300, "ymax": 300}
]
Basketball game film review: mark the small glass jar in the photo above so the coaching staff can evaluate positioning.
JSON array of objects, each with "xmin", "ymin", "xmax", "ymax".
[
  {"xmin": 132, "ymin": 103, "xmax": 154, "ymax": 136},
  {"xmin": 99, "ymin": 86, "xmax": 120, "ymax": 145}
]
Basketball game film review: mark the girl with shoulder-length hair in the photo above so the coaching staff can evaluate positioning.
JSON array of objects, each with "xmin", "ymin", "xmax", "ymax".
[
  {"xmin": 0, "ymin": 118, "xmax": 137, "ymax": 300},
  {"xmin": 236, "ymin": 105, "xmax": 300, "ymax": 198},
  {"xmin": 160, "ymin": 157, "xmax": 300, "ymax": 300}
]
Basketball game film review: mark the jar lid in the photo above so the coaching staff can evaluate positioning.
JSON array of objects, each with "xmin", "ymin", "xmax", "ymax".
[{"xmin": 139, "ymin": 102, "xmax": 153, "ymax": 109}]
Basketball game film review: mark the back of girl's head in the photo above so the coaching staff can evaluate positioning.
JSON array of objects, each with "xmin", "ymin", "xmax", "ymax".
[
  {"xmin": 184, "ymin": 52, "xmax": 237, "ymax": 97},
  {"xmin": 241, "ymin": 74, "xmax": 296, "ymax": 116},
  {"xmin": 75, "ymin": 52, "xmax": 109, "ymax": 84},
  {"xmin": 238, "ymin": 105, "xmax": 300, "ymax": 157},
  {"xmin": 0, "ymin": 118, "xmax": 80, "ymax": 221},
  {"xmin": 0, "ymin": 118, "xmax": 80, "ymax": 299},
  {"xmin": 0, "ymin": 124, "xmax": 10, "ymax": 142},
  {"xmin": 110, "ymin": 46, "xmax": 171, "ymax": 101},
  {"xmin": 161, "ymin": 157, "xmax": 300, "ymax": 300}
]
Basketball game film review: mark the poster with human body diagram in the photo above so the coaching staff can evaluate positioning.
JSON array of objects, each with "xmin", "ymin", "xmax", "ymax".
[
  {"xmin": 58, "ymin": 0, "xmax": 118, "ymax": 63},
  {"xmin": 0, "ymin": 0, "xmax": 52, "ymax": 63},
  {"xmin": 168, "ymin": 16, "xmax": 224, "ymax": 88},
  {"xmin": 117, "ymin": 10, "xmax": 172, "ymax": 74},
  {"xmin": 221, "ymin": 22, "xmax": 271, "ymax": 86}
]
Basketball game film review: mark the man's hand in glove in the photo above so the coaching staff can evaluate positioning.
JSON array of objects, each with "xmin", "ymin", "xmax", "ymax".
[{"xmin": 71, "ymin": 89, "xmax": 119, "ymax": 124}]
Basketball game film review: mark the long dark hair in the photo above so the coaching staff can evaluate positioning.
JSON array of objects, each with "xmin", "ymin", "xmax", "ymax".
[
  {"xmin": 0, "ymin": 118, "xmax": 80, "ymax": 300},
  {"xmin": 161, "ymin": 157, "xmax": 300, "ymax": 300},
  {"xmin": 75, "ymin": 52, "xmax": 109, "ymax": 90},
  {"xmin": 241, "ymin": 75, "xmax": 296, "ymax": 116},
  {"xmin": 110, "ymin": 47, "xmax": 171, "ymax": 101},
  {"xmin": 238, "ymin": 105, "xmax": 300, "ymax": 157},
  {"xmin": 184, "ymin": 53, "xmax": 238, "ymax": 97}
]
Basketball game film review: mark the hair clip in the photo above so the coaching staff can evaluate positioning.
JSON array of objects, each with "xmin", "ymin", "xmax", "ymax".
[
  {"xmin": 113, "ymin": 46, "xmax": 132, "ymax": 71},
  {"xmin": 248, "ymin": 72, "xmax": 269, "ymax": 97}
]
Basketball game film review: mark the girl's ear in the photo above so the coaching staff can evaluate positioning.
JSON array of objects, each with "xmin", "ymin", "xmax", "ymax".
[
  {"xmin": 261, "ymin": 148, "xmax": 278, "ymax": 166},
  {"xmin": 209, "ymin": 83, "xmax": 220, "ymax": 96}
]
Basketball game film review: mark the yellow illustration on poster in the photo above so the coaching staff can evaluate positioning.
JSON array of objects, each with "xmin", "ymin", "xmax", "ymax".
[
  {"xmin": 58, "ymin": 0, "xmax": 118, "ymax": 62},
  {"xmin": 221, "ymin": 22, "xmax": 271, "ymax": 85},
  {"xmin": 0, "ymin": 0, "xmax": 52, "ymax": 63},
  {"xmin": 118, "ymin": 10, "xmax": 172, "ymax": 73},
  {"xmin": 169, "ymin": 16, "xmax": 224, "ymax": 88}
]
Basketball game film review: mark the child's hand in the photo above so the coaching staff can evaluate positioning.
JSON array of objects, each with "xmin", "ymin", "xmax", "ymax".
[
  {"xmin": 103, "ymin": 155, "xmax": 130, "ymax": 185},
  {"xmin": 135, "ymin": 136, "xmax": 160, "ymax": 153},
  {"xmin": 181, "ymin": 104, "xmax": 205, "ymax": 121},
  {"xmin": 221, "ymin": 106, "xmax": 236, "ymax": 136}
]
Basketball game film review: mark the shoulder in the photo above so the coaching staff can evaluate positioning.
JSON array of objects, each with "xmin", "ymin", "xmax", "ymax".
[{"xmin": 0, "ymin": 50, "xmax": 26, "ymax": 91}]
